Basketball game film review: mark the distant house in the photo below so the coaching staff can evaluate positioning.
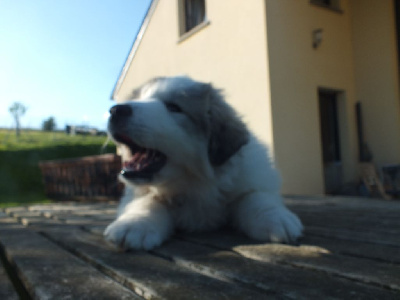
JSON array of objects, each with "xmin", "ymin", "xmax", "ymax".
[
  {"xmin": 66, "ymin": 125, "xmax": 106, "ymax": 136},
  {"xmin": 111, "ymin": 0, "xmax": 400, "ymax": 195}
]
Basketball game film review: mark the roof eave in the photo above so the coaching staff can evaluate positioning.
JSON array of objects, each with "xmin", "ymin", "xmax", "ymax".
[{"xmin": 110, "ymin": 0, "xmax": 159, "ymax": 101}]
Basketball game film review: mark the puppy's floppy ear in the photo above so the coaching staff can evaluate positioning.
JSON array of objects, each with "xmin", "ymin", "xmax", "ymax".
[{"xmin": 207, "ymin": 87, "xmax": 249, "ymax": 166}]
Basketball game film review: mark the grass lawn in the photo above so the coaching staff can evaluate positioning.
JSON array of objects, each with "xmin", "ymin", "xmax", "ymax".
[{"xmin": 0, "ymin": 129, "xmax": 116, "ymax": 207}]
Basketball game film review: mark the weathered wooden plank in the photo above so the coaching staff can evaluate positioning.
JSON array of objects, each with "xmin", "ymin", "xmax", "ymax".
[
  {"xmin": 68, "ymin": 208, "xmax": 117, "ymax": 216},
  {"xmin": 4, "ymin": 203, "xmax": 116, "ymax": 228},
  {"xmin": 301, "ymin": 235, "xmax": 400, "ymax": 264},
  {"xmin": 42, "ymin": 213, "xmax": 111, "ymax": 226},
  {"xmin": 178, "ymin": 230, "xmax": 400, "ymax": 292},
  {"xmin": 290, "ymin": 205, "xmax": 400, "ymax": 218},
  {"xmin": 3, "ymin": 208, "xmax": 66, "ymax": 227},
  {"xmin": 291, "ymin": 202, "xmax": 400, "ymax": 216},
  {"xmin": 233, "ymin": 243, "xmax": 400, "ymax": 291},
  {"xmin": 52, "ymin": 213, "xmax": 114, "ymax": 223},
  {"xmin": 0, "ymin": 258, "xmax": 19, "ymax": 300},
  {"xmin": 285, "ymin": 196, "xmax": 400, "ymax": 246},
  {"xmin": 285, "ymin": 196, "xmax": 400, "ymax": 211},
  {"xmin": 83, "ymin": 224, "xmax": 108, "ymax": 235},
  {"xmin": 3, "ymin": 206, "xmax": 29, "ymax": 215},
  {"xmin": 0, "ymin": 223, "xmax": 140, "ymax": 299},
  {"xmin": 156, "ymin": 238, "xmax": 398, "ymax": 300},
  {"xmin": 18, "ymin": 216, "xmax": 64, "ymax": 227},
  {"xmin": 0, "ymin": 213, "xmax": 32, "ymax": 299},
  {"xmin": 63, "ymin": 218, "xmax": 111, "ymax": 226},
  {"xmin": 296, "ymin": 212, "xmax": 400, "ymax": 233},
  {"xmin": 27, "ymin": 202, "xmax": 117, "ymax": 212},
  {"xmin": 6, "ymin": 210, "xmax": 43, "ymax": 218},
  {"xmin": 24, "ymin": 204, "xmax": 117, "ymax": 227},
  {"xmin": 306, "ymin": 226, "xmax": 400, "ymax": 247},
  {"xmin": 11, "ymin": 203, "xmax": 114, "ymax": 221},
  {"xmin": 42, "ymin": 208, "xmax": 116, "ymax": 219},
  {"xmin": 0, "ymin": 211, "xmax": 17, "ymax": 224},
  {"xmin": 43, "ymin": 227, "xmax": 269, "ymax": 300}
]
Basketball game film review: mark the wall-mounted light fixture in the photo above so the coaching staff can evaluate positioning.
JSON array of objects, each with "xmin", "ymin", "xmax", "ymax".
[{"xmin": 312, "ymin": 29, "xmax": 323, "ymax": 49}]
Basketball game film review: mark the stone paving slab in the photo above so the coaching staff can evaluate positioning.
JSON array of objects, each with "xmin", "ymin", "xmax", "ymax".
[{"xmin": 0, "ymin": 197, "xmax": 399, "ymax": 300}]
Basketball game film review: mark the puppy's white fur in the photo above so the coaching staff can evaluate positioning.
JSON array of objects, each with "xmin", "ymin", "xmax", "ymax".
[{"xmin": 105, "ymin": 76, "xmax": 303, "ymax": 250}]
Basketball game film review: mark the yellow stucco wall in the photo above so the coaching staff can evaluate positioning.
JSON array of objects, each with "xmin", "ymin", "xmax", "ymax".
[
  {"xmin": 114, "ymin": 0, "xmax": 274, "ymax": 147},
  {"xmin": 350, "ymin": 0, "xmax": 400, "ymax": 168},
  {"xmin": 266, "ymin": 0, "xmax": 400, "ymax": 194},
  {"xmin": 265, "ymin": 0, "xmax": 359, "ymax": 194}
]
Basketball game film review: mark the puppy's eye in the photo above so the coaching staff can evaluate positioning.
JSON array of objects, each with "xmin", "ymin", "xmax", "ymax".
[{"xmin": 165, "ymin": 102, "xmax": 183, "ymax": 113}]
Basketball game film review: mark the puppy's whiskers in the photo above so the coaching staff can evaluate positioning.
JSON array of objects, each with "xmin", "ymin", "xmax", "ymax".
[{"xmin": 101, "ymin": 135, "xmax": 112, "ymax": 154}]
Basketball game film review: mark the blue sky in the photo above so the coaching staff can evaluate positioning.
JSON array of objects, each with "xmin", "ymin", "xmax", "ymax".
[{"xmin": 0, "ymin": 0, "xmax": 151, "ymax": 130}]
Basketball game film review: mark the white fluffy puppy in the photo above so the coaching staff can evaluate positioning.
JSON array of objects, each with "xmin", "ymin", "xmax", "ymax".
[{"xmin": 105, "ymin": 76, "xmax": 303, "ymax": 250}]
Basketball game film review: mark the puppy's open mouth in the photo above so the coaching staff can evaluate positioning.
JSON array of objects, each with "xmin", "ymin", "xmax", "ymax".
[{"xmin": 113, "ymin": 133, "xmax": 167, "ymax": 180}]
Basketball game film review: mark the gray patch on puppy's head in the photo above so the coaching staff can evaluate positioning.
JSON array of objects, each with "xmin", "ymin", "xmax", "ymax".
[
  {"xmin": 144, "ymin": 76, "xmax": 212, "ymax": 134},
  {"xmin": 206, "ymin": 87, "xmax": 249, "ymax": 166}
]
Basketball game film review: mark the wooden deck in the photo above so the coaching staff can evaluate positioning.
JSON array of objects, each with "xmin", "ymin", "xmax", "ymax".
[{"xmin": 0, "ymin": 196, "xmax": 399, "ymax": 299}]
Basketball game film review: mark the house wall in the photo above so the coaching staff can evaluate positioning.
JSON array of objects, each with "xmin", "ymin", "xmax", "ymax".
[
  {"xmin": 114, "ymin": 0, "xmax": 275, "ymax": 147},
  {"xmin": 265, "ymin": 0, "xmax": 359, "ymax": 194},
  {"xmin": 350, "ymin": 0, "xmax": 400, "ymax": 168},
  {"xmin": 266, "ymin": 0, "xmax": 400, "ymax": 195}
]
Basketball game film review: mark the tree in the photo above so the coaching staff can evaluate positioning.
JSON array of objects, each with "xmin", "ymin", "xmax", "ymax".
[
  {"xmin": 9, "ymin": 102, "xmax": 27, "ymax": 137},
  {"xmin": 42, "ymin": 116, "xmax": 56, "ymax": 131}
]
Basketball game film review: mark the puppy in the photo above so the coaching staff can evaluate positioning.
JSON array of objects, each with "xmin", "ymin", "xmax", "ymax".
[{"xmin": 105, "ymin": 76, "xmax": 303, "ymax": 250}]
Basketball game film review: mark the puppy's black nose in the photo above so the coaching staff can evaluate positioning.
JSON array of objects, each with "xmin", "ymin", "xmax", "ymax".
[{"xmin": 109, "ymin": 104, "xmax": 133, "ymax": 117}]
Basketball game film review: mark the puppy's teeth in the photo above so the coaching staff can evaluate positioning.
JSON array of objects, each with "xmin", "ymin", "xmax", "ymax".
[{"xmin": 132, "ymin": 153, "xmax": 140, "ymax": 161}]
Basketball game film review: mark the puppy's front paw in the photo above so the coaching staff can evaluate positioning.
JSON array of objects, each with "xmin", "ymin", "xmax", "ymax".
[
  {"xmin": 244, "ymin": 206, "xmax": 303, "ymax": 244},
  {"xmin": 104, "ymin": 218, "xmax": 171, "ymax": 250}
]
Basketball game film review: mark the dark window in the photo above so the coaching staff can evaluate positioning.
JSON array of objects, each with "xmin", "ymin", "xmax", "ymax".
[
  {"xmin": 311, "ymin": 0, "xmax": 332, "ymax": 5},
  {"xmin": 310, "ymin": 0, "xmax": 341, "ymax": 11},
  {"xmin": 184, "ymin": 0, "xmax": 206, "ymax": 32}
]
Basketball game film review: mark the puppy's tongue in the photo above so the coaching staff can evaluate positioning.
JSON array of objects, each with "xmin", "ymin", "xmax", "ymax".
[
  {"xmin": 124, "ymin": 149, "xmax": 151, "ymax": 172},
  {"xmin": 123, "ymin": 149, "xmax": 164, "ymax": 173}
]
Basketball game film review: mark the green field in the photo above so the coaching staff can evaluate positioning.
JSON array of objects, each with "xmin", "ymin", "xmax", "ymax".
[{"xmin": 0, "ymin": 129, "xmax": 116, "ymax": 207}]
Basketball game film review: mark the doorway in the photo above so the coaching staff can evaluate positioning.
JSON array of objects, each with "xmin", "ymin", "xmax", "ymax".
[
  {"xmin": 318, "ymin": 89, "xmax": 343, "ymax": 194},
  {"xmin": 395, "ymin": 0, "xmax": 400, "ymax": 77}
]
